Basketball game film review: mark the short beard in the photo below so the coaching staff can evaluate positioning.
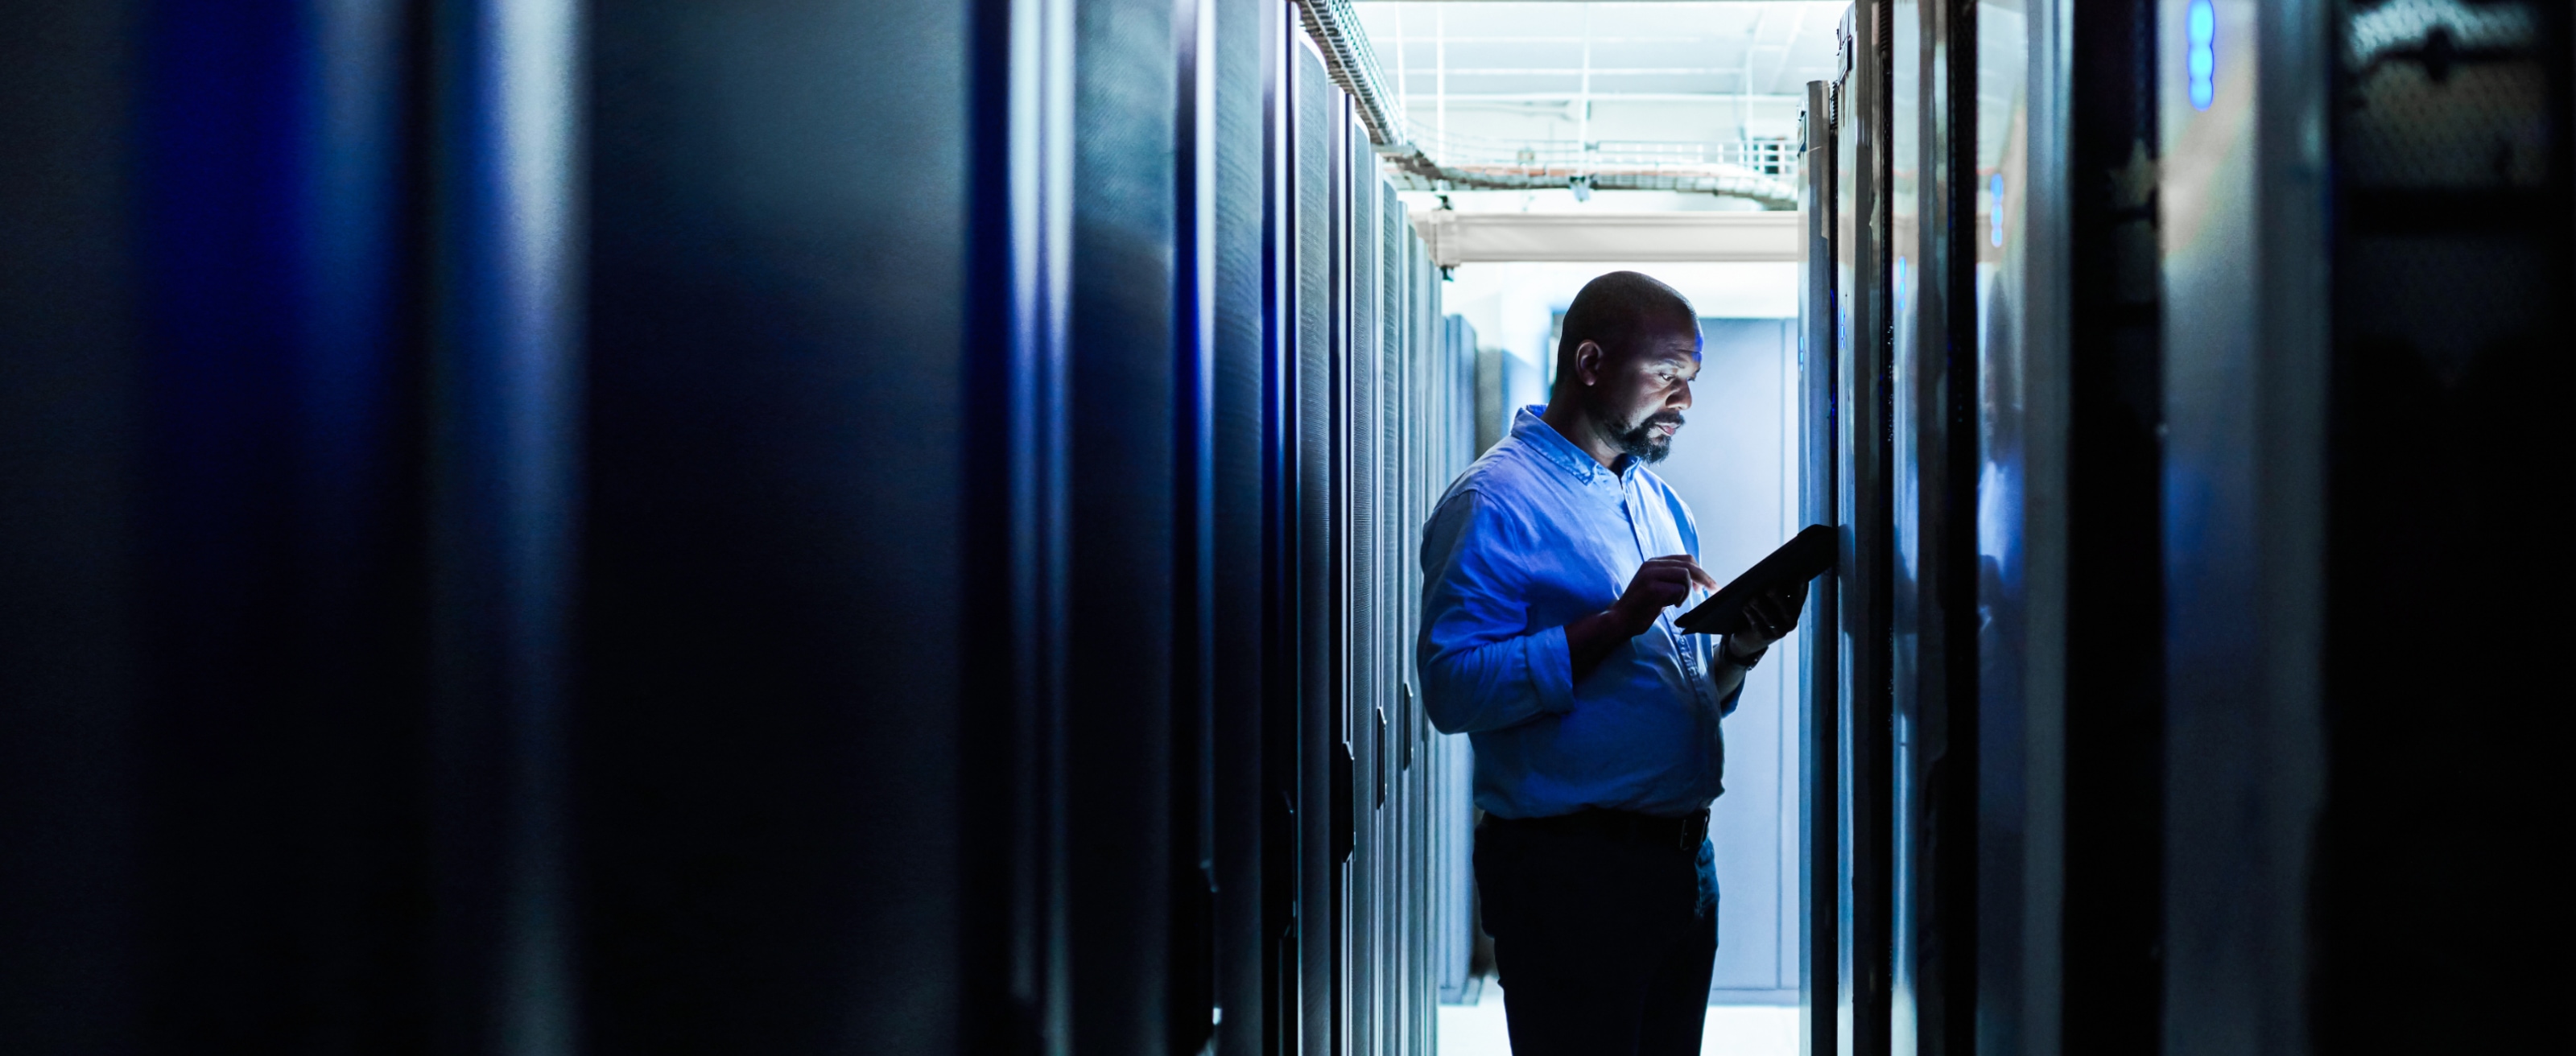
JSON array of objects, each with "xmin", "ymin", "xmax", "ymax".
[{"xmin": 1606, "ymin": 410, "xmax": 1684, "ymax": 464}]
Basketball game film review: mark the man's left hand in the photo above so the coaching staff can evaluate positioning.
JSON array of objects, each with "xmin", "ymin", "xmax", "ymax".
[{"xmin": 1724, "ymin": 580, "xmax": 1810, "ymax": 662}]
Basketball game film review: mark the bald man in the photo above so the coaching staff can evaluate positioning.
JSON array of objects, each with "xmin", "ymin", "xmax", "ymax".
[{"xmin": 1418, "ymin": 270, "xmax": 1806, "ymax": 1055}]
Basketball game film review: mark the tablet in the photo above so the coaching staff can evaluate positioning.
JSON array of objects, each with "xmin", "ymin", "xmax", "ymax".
[{"xmin": 1674, "ymin": 523, "xmax": 1839, "ymax": 635}]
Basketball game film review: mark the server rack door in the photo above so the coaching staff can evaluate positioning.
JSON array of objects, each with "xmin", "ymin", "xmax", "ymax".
[
  {"xmin": 0, "ymin": 5, "xmax": 151, "ymax": 1045},
  {"xmin": 1801, "ymin": 77, "xmax": 1843, "ymax": 1056},
  {"xmin": 1885, "ymin": 17, "xmax": 1926, "ymax": 1034},
  {"xmin": 2315, "ymin": 2, "xmax": 2575, "ymax": 1050},
  {"xmin": 2155, "ymin": 0, "xmax": 2330, "ymax": 1052},
  {"xmin": 1966, "ymin": 2, "xmax": 2074, "ymax": 1055},
  {"xmin": 1832, "ymin": 3, "xmax": 1899, "ymax": 1054},
  {"xmin": 1341, "ymin": 118, "xmax": 1377, "ymax": 1056},
  {"xmin": 1893, "ymin": 0, "xmax": 1986, "ymax": 1050},
  {"xmin": 1402, "ymin": 221, "xmax": 1437, "ymax": 1056},
  {"xmin": 1833, "ymin": 17, "xmax": 1864, "ymax": 1050},
  {"xmin": 12, "ymin": 4, "xmax": 580, "ymax": 1050},
  {"xmin": 1259, "ymin": 2, "xmax": 1306, "ymax": 1052},
  {"xmin": 585, "ymin": 2, "xmax": 985, "ymax": 1051},
  {"xmin": 1062, "ymin": 0, "xmax": 1184, "ymax": 1046},
  {"xmin": 1290, "ymin": 38, "xmax": 1339, "ymax": 1056},
  {"xmin": 1210, "ymin": 0, "xmax": 1278, "ymax": 1050},
  {"xmin": 1174, "ymin": 1, "xmax": 1221, "ymax": 1048},
  {"xmin": 1373, "ymin": 174, "xmax": 1405, "ymax": 1056},
  {"xmin": 2059, "ymin": 0, "xmax": 2166, "ymax": 1051},
  {"xmin": 1886, "ymin": 0, "xmax": 1929, "ymax": 1044}
]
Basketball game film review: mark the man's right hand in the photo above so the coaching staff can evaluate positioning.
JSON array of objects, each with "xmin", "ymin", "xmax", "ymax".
[
  {"xmin": 1567, "ymin": 555, "xmax": 1719, "ymax": 683},
  {"xmin": 1608, "ymin": 555, "xmax": 1721, "ymax": 637}
]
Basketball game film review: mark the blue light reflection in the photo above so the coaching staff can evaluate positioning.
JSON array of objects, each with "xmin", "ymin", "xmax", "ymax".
[
  {"xmin": 2187, "ymin": 0, "xmax": 2216, "ymax": 110},
  {"xmin": 1988, "ymin": 174, "xmax": 2005, "ymax": 247}
]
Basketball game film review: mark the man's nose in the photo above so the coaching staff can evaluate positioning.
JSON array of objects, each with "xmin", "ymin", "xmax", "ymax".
[{"xmin": 1671, "ymin": 381, "xmax": 1693, "ymax": 410}]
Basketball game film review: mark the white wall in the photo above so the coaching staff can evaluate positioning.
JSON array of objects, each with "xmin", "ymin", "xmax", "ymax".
[{"xmin": 1653, "ymin": 318, "xmax": 1802, "ymax": 1003}]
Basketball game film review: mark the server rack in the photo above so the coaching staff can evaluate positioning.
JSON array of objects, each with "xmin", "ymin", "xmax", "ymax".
[
  {"xmin": 2058, "ymin": 0, "xmax": 2168, "ymax": 1051},
  {"xmin": 2154, "ymin": 1, "xmax": 2576, "ymax": 1051},
  {"xmin": 1798, "ymin": 1, "xmax": 2576, "ymax": 1054},
  {"xmin": 1803, "ymin": 4, "xmax": 2074, "ymax": 1055},
  {"xmin": 0, "ymin": 3, "xmax": 1616, "ymax": 1054},
  {"xmin": 1827, "ymin": 6, "xmax": 1901, "ymax": 1054},
  {"xmin": 1290, "ymin": 39, "xmax": 1340, "ymax": 1056},
  {"xmin": 1280, "ymin": 30, "xmax": 1467, "ymax": 1054},
  {"xmin": 1210, "ymin": 1, "xmax": 1277, "ymax": 1054},
  {"xmin": 1801, "ymin": 76, "xmax": 1845, "ymax": 1056}
]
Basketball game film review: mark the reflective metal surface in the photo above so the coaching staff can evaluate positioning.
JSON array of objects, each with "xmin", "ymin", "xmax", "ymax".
[
  {"xmin": 1799, "ymin": 75, "xmax": 1843, "ymax": 1056},
  {"xmin": 2155, "ymin": 1, "xmax": 2331, "ymax": 1051}
]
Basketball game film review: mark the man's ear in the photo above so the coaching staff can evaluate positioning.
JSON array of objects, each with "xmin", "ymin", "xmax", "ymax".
[{"xmin": 1575, "ymin": 339, "xmax": 1605, "ymax": 386}]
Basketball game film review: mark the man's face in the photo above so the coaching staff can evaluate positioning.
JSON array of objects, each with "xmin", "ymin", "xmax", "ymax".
[{"xmin": 1587, "ymin": 320, "xmax": 1702, "ymax": 464}]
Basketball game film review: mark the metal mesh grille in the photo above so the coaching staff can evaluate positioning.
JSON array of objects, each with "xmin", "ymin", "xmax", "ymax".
[{"xmin": 2334, "ymin": 0, "xmax": 2567, "ymax": 381}]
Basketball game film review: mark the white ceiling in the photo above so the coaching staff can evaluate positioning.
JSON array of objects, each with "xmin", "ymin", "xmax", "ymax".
[
  {"xmin": 1353, "ymin": 2, "xmax": 1847, "ymax": 103},
  {"xmin": 1354, "ymin": 2, "xmax": 1847, "ymax": 211}
]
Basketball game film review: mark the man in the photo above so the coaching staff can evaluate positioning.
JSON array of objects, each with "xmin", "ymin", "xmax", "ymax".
[{"xmin": 1418, "ymin": 270, "xmax": 1807, "ymax": 1054}]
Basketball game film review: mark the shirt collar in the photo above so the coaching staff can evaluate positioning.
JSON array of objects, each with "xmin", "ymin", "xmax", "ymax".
[{"xmin": 1511, "ymin": 405, "xmax": 1630, "ymax": 486}]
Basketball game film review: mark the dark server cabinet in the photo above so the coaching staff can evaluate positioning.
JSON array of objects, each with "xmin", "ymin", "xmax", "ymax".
[
  {"xmin": 1963, "ymin": 5, "xmax": 2074, "ymax": 1056},
  {"xmin": 1290, "ymin": 41, "xmax": 1340, "ymax": 1056},
  {"xmin": 1804, "ymin": 4, "xmax": 2079, "ymax": 1054},
  {"xmin": 1339, "ymin": 109, "xmax": 1375, "ymax": 1056},
  {"xmin": 2157, "ymin": 0, "xmax": 2576, "ymax": 1051},
  {"xmin": 1210, "ymin": 0, "xmax": 1278, "ymax": 1051},
  {"xmin": 1800, "ymin": 77, "xmax": 1844, "ymax": 1056},
  {"xmin": 2310, "ymin": 1, "xmax": 2575, "ymax": 1050},
  {"xmin": 1828, "ymin": 6, "xmax": 1899, "ymax": 1054},
  {"xmin": 1, "ymin": 3, "xmax": 587, "ymax": 1051},
  {"xmin": 3, "ymin": 2, "xmax": 1500, "ymax": 1054},
  {"xmin": 2152, "ymin": 0, "xmax": 2334, "ymax": 1046},
  {"xmin": 1888, "ymin": 0, "xmax": 1984, "ymax": 1046},
  {"xmin": 2060, "ymin": 0, "xmax": 2167, "ymax": 1052},
  {"xmin": 582, "ymin": 0, "xmax": 1145, "ymax": 1047}
]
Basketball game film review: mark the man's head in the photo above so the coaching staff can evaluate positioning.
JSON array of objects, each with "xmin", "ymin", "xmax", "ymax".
[{"xmin": 1547, "ymin": 270, "xmax": 1702, "ymax": 465}]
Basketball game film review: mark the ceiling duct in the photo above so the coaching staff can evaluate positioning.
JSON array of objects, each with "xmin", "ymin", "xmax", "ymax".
[{"xmin": 1291, "ymin": 0, "xmax": 1800, "ymax": 210}]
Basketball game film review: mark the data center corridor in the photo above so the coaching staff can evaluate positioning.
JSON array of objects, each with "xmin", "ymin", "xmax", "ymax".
[{"xmin": 3, "ymin": 1, "xmax": 2570, "ymax": 1054}]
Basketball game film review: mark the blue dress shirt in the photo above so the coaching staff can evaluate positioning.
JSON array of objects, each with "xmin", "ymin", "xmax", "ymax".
[{"xmin": 1417, "ymin": 406, "xmax": 1749, "ymax": 819}]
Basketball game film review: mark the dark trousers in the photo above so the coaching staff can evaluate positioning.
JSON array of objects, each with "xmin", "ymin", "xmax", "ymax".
[{"xmin": 1474, "ymin": 811, "xmax": 1719, "ymax": 1056}]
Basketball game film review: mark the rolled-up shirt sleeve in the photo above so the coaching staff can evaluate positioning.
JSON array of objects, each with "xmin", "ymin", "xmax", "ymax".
[{"xmin": 1416, "ymin": 489, "xmax": 1576, "ymax": 734}]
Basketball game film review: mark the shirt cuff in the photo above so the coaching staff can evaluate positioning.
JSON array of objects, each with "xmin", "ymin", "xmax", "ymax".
[{"xmin": 1526, "ymin": 624, "xmax": 1576, "ymax": 715}]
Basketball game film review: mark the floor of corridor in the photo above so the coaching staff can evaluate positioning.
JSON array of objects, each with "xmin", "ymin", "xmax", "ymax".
[{"xmin": 1435, "ymin": 978, "xmax": 1799, "ymax": 1055}]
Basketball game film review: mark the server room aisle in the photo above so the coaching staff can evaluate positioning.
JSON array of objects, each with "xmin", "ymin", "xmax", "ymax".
[
  {"xmin": 12, "ymin": 0, "xmax": 2574, "ymax": 1054},
  {"xmin": 1436, "ymin": 981, "xmax": 1798, "ymax": 1056}
]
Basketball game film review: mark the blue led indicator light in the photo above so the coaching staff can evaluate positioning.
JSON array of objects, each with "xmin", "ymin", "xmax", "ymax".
[
  {"xmin": 2187, "ymin": 0, "xmax": 2216, "ymax": 110},
  {"xmin": 1989, "ymin": 175, "xmax": 2005, "ymax": 247}
]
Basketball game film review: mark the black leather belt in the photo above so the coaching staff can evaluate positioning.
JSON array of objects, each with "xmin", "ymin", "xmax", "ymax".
[{"xmin": 1488, "ymin": 807, "xmax": 1710, "ymax": 852}]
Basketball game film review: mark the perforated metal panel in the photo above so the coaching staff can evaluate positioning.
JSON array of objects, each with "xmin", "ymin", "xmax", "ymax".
[
  {"xmin": 1208, "ymin": 0, "xmax": 1275, "ymax": 1051},
  {"xmin": 2316, "ymin": 2, "xmax": 2575, "ymax": 1049},
  {"xmin": 1290, "ymin": 39, "xmax": 1338, "ymax": 1056}
]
